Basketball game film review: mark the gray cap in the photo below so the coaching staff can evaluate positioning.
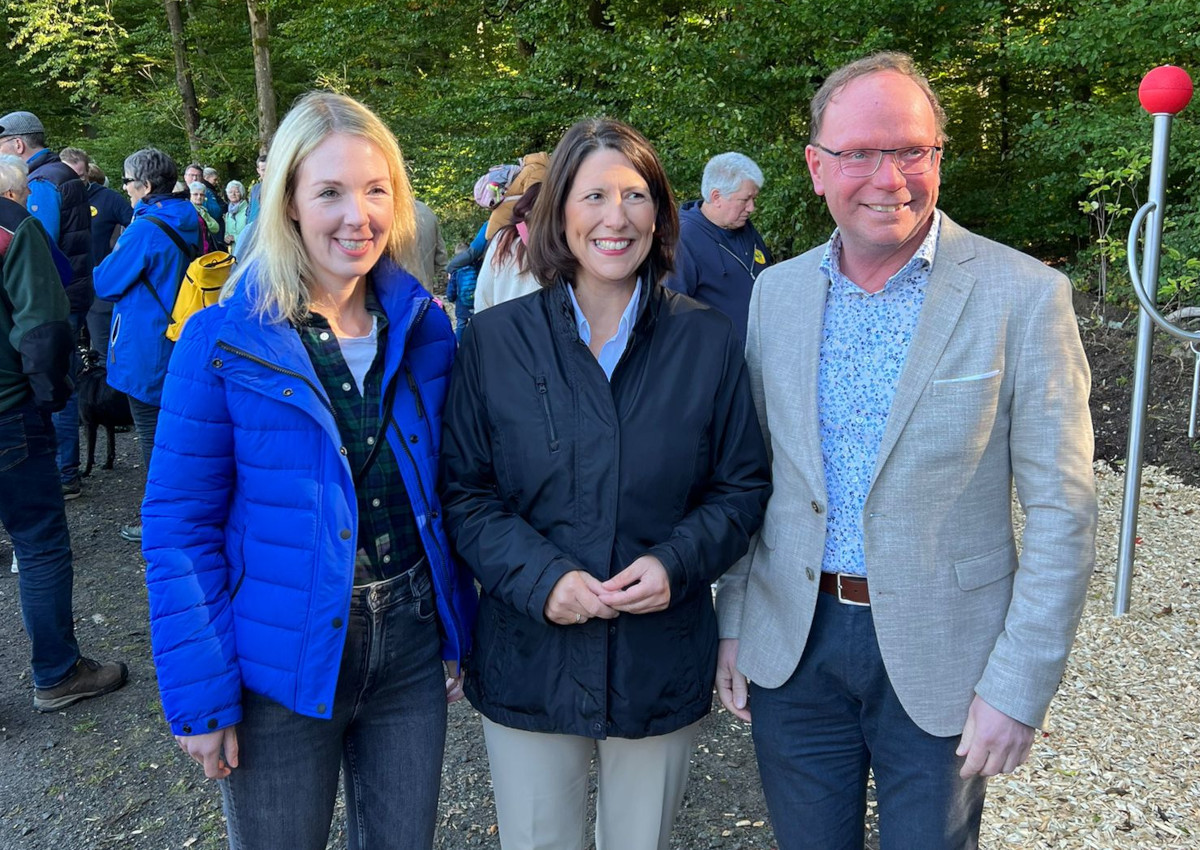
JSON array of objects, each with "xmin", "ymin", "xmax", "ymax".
[{"xmin": 0, "ymin": 111, "xmax": 45, "ymax": 136}]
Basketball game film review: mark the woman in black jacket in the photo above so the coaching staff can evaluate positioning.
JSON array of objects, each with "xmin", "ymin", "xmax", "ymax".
[{"xmin": 440, "ymin": 118, "xmax": 770, "ymax": 850}]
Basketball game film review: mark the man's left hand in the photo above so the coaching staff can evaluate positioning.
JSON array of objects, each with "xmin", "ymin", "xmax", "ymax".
[
  {"xmin": 956, "ymin": 695, "xmax": 1035, "ymax": 778},
  {"xmin": 597, "ymin": 555, "xmax": 671, "ymax": 614}
]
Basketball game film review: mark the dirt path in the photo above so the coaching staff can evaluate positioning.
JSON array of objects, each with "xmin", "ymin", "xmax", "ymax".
[{"xmin": 3, "ymin": 305, "xmax": 1198, "ymax": 849}]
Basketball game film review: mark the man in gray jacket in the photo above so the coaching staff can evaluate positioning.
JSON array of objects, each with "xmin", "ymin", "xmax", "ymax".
[{"xmin": 715, "ymin": 53, "xmax": 1096, "ymax": 849}]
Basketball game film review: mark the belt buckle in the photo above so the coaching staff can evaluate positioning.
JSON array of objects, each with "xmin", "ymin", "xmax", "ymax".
[{"xmin": 836, "ymin": 573, "xmax": 869, "ymax": 607}]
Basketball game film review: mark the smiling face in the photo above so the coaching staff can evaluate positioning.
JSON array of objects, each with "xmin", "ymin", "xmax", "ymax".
[
  {"xmin": 563, "ymin": 147, "xmax": 656, "ymax": 295},
  {"xmin": 705, "ymin": 179, "xmax": 758, "ymax": 230},
  {"xmin": 289, "ymin": 132, "xmax": 394, "ymax": 297},
  {"xmin": 227, "ymin": 184, "xmax": 243, "ymax": 204},
  {"xmin": 805, "ymin": 70, "xmax": 941, "ymax": 275}
]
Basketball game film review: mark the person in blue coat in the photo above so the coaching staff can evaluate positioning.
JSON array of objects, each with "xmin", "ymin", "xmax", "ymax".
[
  {"xmin": 94, "ymin": 148, "xmax": 202, "ymax": 542},
  {"xmin": 141, "ymin": 91, "xmax": 477, "ymax": 850}
]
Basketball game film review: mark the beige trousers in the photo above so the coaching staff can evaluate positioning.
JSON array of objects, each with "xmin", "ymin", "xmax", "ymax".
[{"xmin": 480, "ymin": 716, "xmax": 702, "ymax": 850}]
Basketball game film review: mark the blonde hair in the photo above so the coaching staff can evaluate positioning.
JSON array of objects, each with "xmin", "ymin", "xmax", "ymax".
[{"xmin": 224, "ymin": 90, "xmax": 418, "ymax": 323}]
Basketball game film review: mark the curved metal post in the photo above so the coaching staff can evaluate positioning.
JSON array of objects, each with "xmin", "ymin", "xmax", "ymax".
[{"xmin": 1115, "ymin": 113, "xmax": 1176, "ymax": 615}]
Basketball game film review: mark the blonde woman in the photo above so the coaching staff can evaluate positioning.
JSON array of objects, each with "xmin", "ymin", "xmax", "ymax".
[{"xmin": 142, "ymin": 91, "xmax": 476, "ymax": 850}]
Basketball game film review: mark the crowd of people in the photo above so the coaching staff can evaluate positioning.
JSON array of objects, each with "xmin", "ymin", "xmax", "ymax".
[{"xmin": 0, "ymin": 48, "xmax": 1098, "ymax": 850}]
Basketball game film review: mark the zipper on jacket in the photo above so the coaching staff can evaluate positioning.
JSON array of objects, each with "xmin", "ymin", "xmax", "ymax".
[
  {"xmin": 534, "ymin": 375, "xmax": 561, "ymax": 452},
  {"xmin": 215, "ymin": 340, "xmax": 335, "ymax": 418},
  {"xmin": 405, "ymin": 368, "xmax": 426, "ymax": 420},
  {"xmin": 393, "ymin": 297, "xmax": 465, "ymax": 652}
]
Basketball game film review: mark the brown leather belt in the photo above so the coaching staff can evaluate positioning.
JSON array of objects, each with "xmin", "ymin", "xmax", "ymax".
[{"xmin": 819, "ymin": 572, "xmax": 871, "ymax": 606}]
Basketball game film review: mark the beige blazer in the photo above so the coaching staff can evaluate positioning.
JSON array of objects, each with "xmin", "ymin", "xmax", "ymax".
[{"xmin": 716, "ymin": 215, "xmax": 1097, "ymax": 736}]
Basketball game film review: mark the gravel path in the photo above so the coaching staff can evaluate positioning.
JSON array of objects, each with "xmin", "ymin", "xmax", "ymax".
[{"xmin": 2, "ymin": 445, "xmax": 1198, "ymax": 847}]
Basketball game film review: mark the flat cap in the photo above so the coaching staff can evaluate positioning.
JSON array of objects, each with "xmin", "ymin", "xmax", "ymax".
[{"xmin": 0, "ymin": 111, "xmax": 45, "ymax": 136}]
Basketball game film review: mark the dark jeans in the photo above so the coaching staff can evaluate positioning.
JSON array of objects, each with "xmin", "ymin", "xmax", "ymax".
[
  {"xmin": 86, "ymin": 299, "xmax": 114, "ymax": 361},
  {"xmin": 750, "ymin": 592, "xmax": 987, "ymax": 850},
  {"xmin": 454, "ymin": 302, "xmax": 472, "ymax": 341},
  {"xmin": 51, "ymin": 312, "xmax": 84, "ymax": 484},
  {"xmin": 219, "ymin": 563, "xmax": 447, "ymax": 850},
  {"xmin": 0, "ymin": 402, "xmax": 80, "ymax": 687},
  {"xmin": 127, "ymin": 396, "xmax": 160, "ymax": 470}
]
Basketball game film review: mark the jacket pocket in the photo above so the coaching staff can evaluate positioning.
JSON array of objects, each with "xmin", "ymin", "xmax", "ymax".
[
  {"xmin": 534, "ymin": 375, "xmax": 561, "ymax": 453},
  {"xmin": 954, "ymin": 539, "xmax": 1017, "ymax": 591}
]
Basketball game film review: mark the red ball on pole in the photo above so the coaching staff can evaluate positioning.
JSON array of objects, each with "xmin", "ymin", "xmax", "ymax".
[{"xmin": 1139, "ymin": 65, "xmax": 1193, "ymax": 115}]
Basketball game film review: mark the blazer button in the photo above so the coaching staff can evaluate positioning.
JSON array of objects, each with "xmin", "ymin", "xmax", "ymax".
[
  {"xmin": 211, "ymin": 358, "xmax": 222, "ymax": 368},
  {"xmin": 181, "ymin": 724, "xmax": 192, "ymax": 734},
  {"xmin": 207, "ymin": 718, "xmax": 218, "ymax": 730},
  {"xmin": 806, "ymin": 567, "xmax": 815, "ymax": 581},
  {"xmin": 409, "ymin": 434, "xmax": 419, "ymax": 443},
  {"xmin": 339, "ymin": 446, "xmax": 348, "ymax": 456},
  {"xmin": 340, "ymin": 529, "xmax": 352, "ymax": 540},
  {"xmin": 282, "ymin": 388, "xmax": 294, "ymax": 397},
  {"xmin": 317, "ymin": 703, "xmax": 327, "ymax": 714},
  {"xmin": 332, "ymin": 617, "xmax": 343, "ymax": 628},
  {"xmin": 811, "ymin": 501, "xmax": 822, "ymax": 514}
]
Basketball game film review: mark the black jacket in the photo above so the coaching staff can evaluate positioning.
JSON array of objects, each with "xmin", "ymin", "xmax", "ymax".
[
  {"xmin": 27, "ymin": 150, "xmax": 93, "ymax": 314},
  {"xmin": 440, "ymin": 279, "xmax": 770, "ymax": 738}
]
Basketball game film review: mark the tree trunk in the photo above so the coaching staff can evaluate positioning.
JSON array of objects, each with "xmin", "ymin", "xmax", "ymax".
[
  {"xmin": 246, "ymin": 0, "xmax": 277, "ymax": 151},
  {"xmin": 163, "ymin": 0, "xmax": 201, "ymax": 154}
]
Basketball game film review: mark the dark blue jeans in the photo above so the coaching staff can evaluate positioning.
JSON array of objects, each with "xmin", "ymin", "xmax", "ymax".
[
  {"xmin": 219, "ymin": 563, "xmax": 447, "ymax": 850},
  {"xmin": 750, "ymin": 592, "xmax": 987, "ymax": 850},
  {"xmin": 52, "ymin": 311, "xmax": 84, "ymax": 484},
  {"xmin": 127, "ymin": 396, "xmax": 159, "ymax": 470},
  {"xmin": 0, "ymin": 402, "xmax": 80, "ymax": 687},
  {"xmin": 454, "ymin": 302, "xmax": 473, "ymax": 342}
]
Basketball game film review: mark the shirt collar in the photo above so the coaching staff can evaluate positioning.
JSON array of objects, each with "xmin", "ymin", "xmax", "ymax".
[
  {"xmin": 566, "ymin": 278, "xmax": 642, "ymax": 346},
  {"xmin": 819, "ymin": 210, "xmax": 942, "ymax": 292}
]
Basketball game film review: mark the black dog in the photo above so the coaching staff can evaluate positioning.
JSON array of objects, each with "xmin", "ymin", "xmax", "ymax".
[{"xmin": 77, "ymin": 350, "xmax": 133, "ymax": 475}]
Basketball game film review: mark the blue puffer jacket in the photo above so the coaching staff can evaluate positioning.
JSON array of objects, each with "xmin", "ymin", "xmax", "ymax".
[
  {"xmin": 93, "ymin": 194, "xmax": 201, "ymax": 405},
  {"xmin": 142, "ymin": 259, "xmax": 477, "ymax": 736}
]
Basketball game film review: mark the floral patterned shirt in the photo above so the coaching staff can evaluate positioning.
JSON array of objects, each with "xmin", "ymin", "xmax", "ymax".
[{"xmin": 817, "ymin": 212, "xmax": 942, "ymax": 576}]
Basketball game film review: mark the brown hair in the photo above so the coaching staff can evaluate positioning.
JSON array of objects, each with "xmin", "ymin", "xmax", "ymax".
[
  {"xmin": 526, "ymin": 118, "xmax": 677, "ymax": 288},
  {"xmin": 490, "ymin": 182, "xmax": 542, "ymax": 273},
  {"xmin": 810, "ymin": 52, "xmax": 948, "ymax": 144}
]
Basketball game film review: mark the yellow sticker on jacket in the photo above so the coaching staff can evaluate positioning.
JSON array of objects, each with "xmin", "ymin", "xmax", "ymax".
[{"xmin": 754, "ymin": 248, "xmax": 765, "ymax": 265}]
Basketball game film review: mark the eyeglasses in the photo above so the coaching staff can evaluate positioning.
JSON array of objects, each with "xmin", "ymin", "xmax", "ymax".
[
  {"xmin": 813, "ymin": 144, "xmax": 942, "ymax": 178},
  {"xmin": 121, "ymin": 176, "xmax": 137, "ymax": 185}
]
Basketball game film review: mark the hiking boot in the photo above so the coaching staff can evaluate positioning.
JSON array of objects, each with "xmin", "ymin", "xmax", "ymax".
[
  {"xmin": 119, "ymin": 523, "xmax": 142, "ymax": 542},
  {"xmin": 33, "ymin": 657, "xmax": 129, "ymax": 712},
  {"xmin": 62, "ymin": 479, "xmax": 82, "ymax": 501}
]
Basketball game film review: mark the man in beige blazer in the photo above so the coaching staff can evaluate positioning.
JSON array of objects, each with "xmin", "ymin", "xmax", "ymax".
[{"xmin": 714, "ymin": 52, "xmax": 1097, "ymax": 849}]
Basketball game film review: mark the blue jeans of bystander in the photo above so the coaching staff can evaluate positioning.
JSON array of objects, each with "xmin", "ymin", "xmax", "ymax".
[
  {"xmin": 51, "ymin": 312, "xmax": 84, "ymax": 485},
  {"xmin": 0, "ymin": 401, "xmax": 80, "ymax": 687},
  {"xmin": 219, "ymin": 562, "xmax": 447, "ymax": 850}
]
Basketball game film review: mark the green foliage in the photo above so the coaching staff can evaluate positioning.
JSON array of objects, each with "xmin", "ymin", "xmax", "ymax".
[{"xmin": 1, "ymin": 0, "xmax": 1197, "ymax": 302}]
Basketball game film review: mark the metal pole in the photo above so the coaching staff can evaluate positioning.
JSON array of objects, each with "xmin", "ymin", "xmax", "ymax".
[{"xmin": 1114, "ymin": 113, "xmax": 1175, "ymax": 615}]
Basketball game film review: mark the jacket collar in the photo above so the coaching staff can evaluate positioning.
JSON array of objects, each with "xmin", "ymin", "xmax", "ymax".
[
  {"xmin": 548, "ymin": 269, "xmax": 661, "ymax": 342},
  {"xmin": 212, "ymin": 256, "xmax": 430, "ymax": 379}
]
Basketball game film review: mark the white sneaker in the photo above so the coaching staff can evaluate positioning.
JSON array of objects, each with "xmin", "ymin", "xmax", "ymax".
[{"xmin": 10, "ymin": 551, "xmax": 17, "ymax": 574}]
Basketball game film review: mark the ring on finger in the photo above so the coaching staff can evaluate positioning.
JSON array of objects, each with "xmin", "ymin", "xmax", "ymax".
[{"xmin": 575, "ymin": 613, "xmax": 584, "ymax": 624}]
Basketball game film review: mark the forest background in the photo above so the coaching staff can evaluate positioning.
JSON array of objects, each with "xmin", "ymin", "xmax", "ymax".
[{"xmin": 3, "ymin": 0, "xmax": 1198, "ymax": 306}]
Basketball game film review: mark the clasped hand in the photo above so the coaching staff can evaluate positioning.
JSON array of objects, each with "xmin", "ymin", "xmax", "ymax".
[{"xmin": 543, "ymin": 555, "xmax": 671, "ymax": 625}]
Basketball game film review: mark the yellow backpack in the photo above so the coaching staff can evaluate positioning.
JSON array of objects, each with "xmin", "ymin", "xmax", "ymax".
[{"xmin": 144, "ymin": 216, "xmax": 235, "ymax": 341}]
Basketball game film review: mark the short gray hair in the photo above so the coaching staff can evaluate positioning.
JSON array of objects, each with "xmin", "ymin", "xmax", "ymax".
[
  {"xmin": 0, "ymin": 153, "xmax": 29, "ymax": 195},
  {"xmin": 225, "ymin": 179, "xmax": 245, "ymax": 196},
  {"xmin": 701, "ymin": 152, "xmax": 764, "ymax": 200},
  {"xmin": 124, "ymin": 148, "xmax": 178, "ymax": 195},
  {"xmin": 203, "ymin": 166, "xmax": 219, "ymax": 182},
  {"xmin": 188, "ymin": 181, "xmax": 207, "ymax": 194},
  {"xmin": 810, "ymin": 51, "xmax": 948, "ymax": 144}
]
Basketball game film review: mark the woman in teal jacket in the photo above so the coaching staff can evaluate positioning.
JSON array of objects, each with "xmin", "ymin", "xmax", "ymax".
[{"xmin": 142, "ymin": 91, "xmax": 476, "ymax": 850}]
